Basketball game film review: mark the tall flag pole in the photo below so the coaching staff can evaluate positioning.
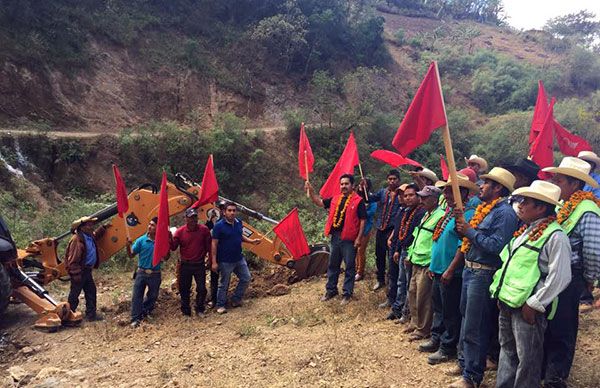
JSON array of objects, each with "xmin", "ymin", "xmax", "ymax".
[{"xmin": 153, "ymin": 171, "xmax": 170, "ymax": 266}]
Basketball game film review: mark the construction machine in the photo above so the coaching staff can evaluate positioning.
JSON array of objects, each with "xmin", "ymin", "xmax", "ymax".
[{"xmin": 0, "ymin": 174, "xmax": 329, "ymax": 330}]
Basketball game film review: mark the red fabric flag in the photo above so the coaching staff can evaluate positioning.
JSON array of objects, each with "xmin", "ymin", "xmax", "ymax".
[
  {"xmin": 439, "ymin": 154, "xmax": 449, "ymax": 180},
  {"xmin": 529, "ymin": 80, "xmax": 549, "ymax": 145},
  {"xmin": 273, "ymin": 208, "xmax": 311, "ymax": 259},
  {"xmin": 530, "ymin": 98, "xmax": 556, "ymax": 178},
  {"xmin": 370, "ymin": 150, "xmax": 422, "ymax": 168},
  {"xmin": 554, "ymin": 120, "xmax": 592, "ymax": 156},
  {"xmin": 298, "ymin": 122, "xmax": 314, "ymax": 180},
  {"xmin": 153, "ymin": 172, "xmax": 170, "ymax": 266},
  {"xmin": 319, "ymin": 132, "xmax": 360, "ymax": 199},
  {"xmin": 112, "ymin": 164, "xmax": 129, "ymax": 218},
  {"xmin": 392, "ymin": 62, "xmax": 447, "ymax": 156},
  {"xmin": 192, "ymin": 154, "xmax": 219, "ymax": 208}
]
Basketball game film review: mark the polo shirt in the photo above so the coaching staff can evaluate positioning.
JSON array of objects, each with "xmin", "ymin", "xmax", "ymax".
[
  {"xmin": 171, "ymin": 223, "xmax": 211, "ymax": 262},
  {"xmin": 132, "ymin": 234, "xmax": 161, "ymax": 270},
  {"xmin": 212, "ymin": 218, "xmax": 244, "ymax": 263}
]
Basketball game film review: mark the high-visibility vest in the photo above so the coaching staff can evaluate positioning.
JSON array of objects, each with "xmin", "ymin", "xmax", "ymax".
[{"xmin": 408, "ymin": 207, "xmax": 445, "ymax": 266}]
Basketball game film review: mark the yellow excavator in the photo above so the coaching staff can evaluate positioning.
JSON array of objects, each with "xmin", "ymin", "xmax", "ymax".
[{"xmin": 0, "ymin": 173, "xmax": 329, "ymax": 331}]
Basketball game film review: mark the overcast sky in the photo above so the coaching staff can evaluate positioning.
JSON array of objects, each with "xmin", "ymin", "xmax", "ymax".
[{"xmin": 503, "ymin": 0, "xmax": 600, "ymax": 30}]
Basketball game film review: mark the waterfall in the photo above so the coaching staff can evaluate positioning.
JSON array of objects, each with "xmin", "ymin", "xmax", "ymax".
[{"xmin": 14, "ymin": 140, "xmax": 30, "ymax": 169}]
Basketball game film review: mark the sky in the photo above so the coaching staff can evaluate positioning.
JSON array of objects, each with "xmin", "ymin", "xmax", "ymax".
[{"xmin": 503, "ymin": 0, "xmax": 600, "ymax": 30}]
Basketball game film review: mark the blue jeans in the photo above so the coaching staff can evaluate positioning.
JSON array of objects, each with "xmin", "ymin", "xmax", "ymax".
[
  {"xmin": 391, "ymin": 249, "xmax": 411, "ymax": 316},
  {"xmin": 326, "ymin": 232, "xmax": 357, "ymax": 296},
  {"xmin": 458, "ymin": 267, "xmax": 496, "ymax": 385},
  {"xmin": 131, "ymin": 272, "xmax": 161, "ymax": 322},
  {"xmin": 217, "ymin": 258, "xmax": 251, "ymax": 308}
]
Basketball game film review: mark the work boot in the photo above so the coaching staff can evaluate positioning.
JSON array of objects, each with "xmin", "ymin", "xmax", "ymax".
[
  {"xmin": 216, "ymin": 307, "xmax": 227, "ymax": 314},
  {"xmin": 230, "ymin": 300, "xmax": 243, "ymax": 308},
  {"xmin": 428, "ymin": 349, "xmax": 454, "ymax": 365},
  {"xmin": 448, "ymin": 377, "xmax": 475, "ymax": 388},
  {"xmin": 320, "ymin": 292, "xmax": 338, "ymax": 302},
  {"xmin": 444, "ymin": 364, "xmax": 462, "ymax": 376},
  {"xmin": 372, "ymin": 282, "xmax": 384, "ymax": 291},
  {"xmin": 85, "ymin": 313, "xmax": 104, "ymax": 322},
  {"xmin": 386, "ymin": 311, "xmax": 399, "ymax": 320},
  {"xmin": 418, "ymin": 339, "xmax": 439, "ymax": 353},
  {"xmin": 340, "ymin": 295, "xmax": 352, "ymax": 305}
]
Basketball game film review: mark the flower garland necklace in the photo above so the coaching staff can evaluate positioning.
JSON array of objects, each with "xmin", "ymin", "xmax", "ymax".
[
  {"xmin": 398, "ymin": 205, "xmax": 421, "ymax": 241},
  {"xmin": 556, "ymin": 190, "xmax": 600, "ymax": 225},
  {"xmin": 460, "ymin": 197, "xmax": 503, "ymax": 254},
  {"xmin": 332, "ymin": 195, "xmax": 351, "ymax": 228},
  {"xmin": 432, "ymin": 207, "xmax": 452, "ymax": 241},
  {"xmin": 379, "ymin": 190, "xmax": 395, "ymax": 229},
  {"xmin": 513, "ymin": 216, "xmax": 557, "ymax": 242}
]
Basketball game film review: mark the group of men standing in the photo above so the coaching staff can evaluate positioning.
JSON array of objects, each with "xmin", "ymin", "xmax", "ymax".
[{"xmin": 305, "ymin": 151, "xmax": 600, "ymax": 388}]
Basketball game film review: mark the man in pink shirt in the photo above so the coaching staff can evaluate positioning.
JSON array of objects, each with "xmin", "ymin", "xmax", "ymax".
[{"xmin": 171, "ymin": 208, "xmax": 212, "ymax": 317}]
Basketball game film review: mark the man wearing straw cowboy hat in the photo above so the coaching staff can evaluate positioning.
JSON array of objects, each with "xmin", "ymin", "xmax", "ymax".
[
  {"xmin": 577, "ymin": 150, "xmax": 600, "ymax": 197},
  {"xmin": 451, "ymin": 167, "xmax": 519, "ymax": 388},
  {"xmin": 540, "ymin": 157, "xmax": 600, "ymax": 388},
  {"xmin": 490, "ymin": 180, "xmax": 572, "ymax": 388},
  {"xmin": 464, "ymin": 155, "xmax": 488, "ymax": 185}
]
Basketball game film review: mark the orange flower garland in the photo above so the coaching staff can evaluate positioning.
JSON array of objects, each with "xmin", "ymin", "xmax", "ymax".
[
  {"xmin": 557, "ymin": 190, "xmax": 600, "ymax": 225},
  {"xmin": 379, "ymin": 190, "xmax": 396, "ymax": 230},
  {"xmin": 332, "ymin": 195, "xmax": 351, "ymax": 229},
  {"xmin": 398, "ymin": 206, "xmax": 421, "ymax": 241},
  {"xmin": 432, "ymin": 207, "xmax": 452, "ymax": 241},
  {"xmin": 460, "ymin": 197, "xmax": 503, "ymax": 254},
  {"xmin": 513, "ymin": 216, "xmax": 557, "ymax": 242}
]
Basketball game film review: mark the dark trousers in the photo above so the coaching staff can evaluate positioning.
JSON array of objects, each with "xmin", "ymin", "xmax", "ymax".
[
  {"xmin": 543, "ymin": 270, "xmax": 586, "ymax": 385},
  {"xmin": 326, "ymin": 232, "xmax": 357, "ymax": 297},
  {"xmin": 375, "ymin": 228, "xmax": 393, "ymax": 283},
  {"xmin": 488, "ymin": 301, "xmax": 501, "ymax": 363},
  {"xmin": 431, "ymin": 274, "xmax": 463, "ymax": 356},
  {"xmin": 68, "ymin": 267, "xmax": 97, "ymax": 316},
  {"xmin": 210, "ymin": 270, "xmax": 218, "ymax": 305},
  {"xmin": 387, "ymin": 249, "xmax": 399, "ymax": 305},
  {"xmin": 179, "ymin": 261, "xmax": 207, "ymax": 314},
  {"xmin": 131, "ymin": 271, "xmax": 161, "ymax": 322}
]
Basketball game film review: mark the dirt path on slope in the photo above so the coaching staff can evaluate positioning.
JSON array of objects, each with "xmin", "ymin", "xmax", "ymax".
[{"xmin": 1, "ymin": 268, "xmax": 599, "ymax": 388}]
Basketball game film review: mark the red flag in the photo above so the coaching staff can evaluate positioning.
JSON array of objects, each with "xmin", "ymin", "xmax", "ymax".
[
  {"xmin": 392, "ymin": 62, "xmax": 447, "ymax": 156},
  {"xmin": 153, "ymin": 172, "xmax": 170, "ymax": 266},
  {"xmin": 530, "ymin": 98, "xmax": 556, "ymax": 178},
  {"xmin": 439, "ymin": 154, "xmax": 449, "ymax": 180},
  {"xmin": 192, "ymin": 154, "xmax": 219, "ymax": 208},
  {"xmin": 298, "ymin": 122, "xmax": 314, "ymax": 180},
  {"xmin": 370, "ymin": 150, "xmax": 422, "ymax": 168},
  {"xmin": 529, "ymin": 80, "xmax": 549, "ymax": 145},
  {"xmin": 112, "ymin": 164, "xmax": 129, "ymax": 218},
  {"xmin": 554, "ymin": 120, "xmax": 592, "ymax": 156},
  {"xmin": 273, "ymin": 208, "xmax": 311, "ymax": 259},
  {"xmin": 319, "ymin": 132, "xmax": 359, "ymax": 198}
]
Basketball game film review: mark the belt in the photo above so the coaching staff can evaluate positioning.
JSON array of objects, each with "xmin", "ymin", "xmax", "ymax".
[
  {"xmin": 137, "ymin": 268, "xmax": 161, "ymax": 274},
  {"xmin": 464, "ymin": 260, "xmax": 497, "ymax": 271}
]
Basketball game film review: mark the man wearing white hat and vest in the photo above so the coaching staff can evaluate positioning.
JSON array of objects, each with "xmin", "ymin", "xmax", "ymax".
[
  {"xmin": 541, "ymin": 157, "xmax": 600, "ymax": 388},
  {"xmin": 578, "ymin": 150, "xmax": 600, "ymax": 198},
  {"xmin": 451, "ymin": 167, "xmax": 519, "ymax": 388},
  {"xmin": 489, "ymin": 180, "xmax": 572, "ymax": 388}
]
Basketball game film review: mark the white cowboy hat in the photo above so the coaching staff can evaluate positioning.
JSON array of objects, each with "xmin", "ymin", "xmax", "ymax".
[
  {"xmin": 71, "ymin": 216, "xmax": 98, "ymax": 231},
  {"xmin": 512, "ymin": 180, "xmax": 562, "ymax": 207},
  {"xmin": 542, "ymin": 157, "xmax": 599, "ymax": 188},
  {"xmin": 439, "ymin": 173, "xmax": 480, "ymax": 194},
  {"xmin": 465, "ymin": 154, "xmax": 488, "ymax": 172},
  {"xmin": 577, "ymin": 151, "xmax": 600, "ymax": 168},
  {"xmin": 415, "ymin": 168, "xmax": 438, "ymax": 184},
  {"xmin": 480, "ymin": 167, "xmax": 516, "ymax": 193}
]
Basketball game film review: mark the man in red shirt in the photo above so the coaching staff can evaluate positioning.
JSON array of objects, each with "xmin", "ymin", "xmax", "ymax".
[{"xmin": 170, "ymin": 208, "xmax": 212, "ymax": 317}]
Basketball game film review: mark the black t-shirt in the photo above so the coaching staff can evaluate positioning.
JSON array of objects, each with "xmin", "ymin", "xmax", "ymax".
[{"xmin": 323, "ymin": 195, "xmax": 367, "ymax": 232}]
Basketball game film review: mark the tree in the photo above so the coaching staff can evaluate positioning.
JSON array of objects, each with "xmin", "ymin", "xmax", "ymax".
[
  {"xmin": 310, "ymin": 70, "xmax": 339, "ymax": 128},
  {"xmin": 544, "ymin": 10, "xmax": 600, "ymax": 49}
]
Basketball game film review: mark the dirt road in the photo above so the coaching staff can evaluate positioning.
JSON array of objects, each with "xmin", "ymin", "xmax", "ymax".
[{"xmin": 1, "ymin": 268, "xmax": 599, "ymax": 387}]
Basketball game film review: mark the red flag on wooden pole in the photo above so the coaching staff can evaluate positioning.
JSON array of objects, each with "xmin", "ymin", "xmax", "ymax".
[
  {"xmin": 529, "ymin": 80, "xmax": 549, "ymax": 146},
  {"xmin": 370, "ymin": 150, "xmax": 422, "ymax": 168},
  {"xmin": 554, "ymin": 120, "xmax": 592, "ymax": 156},
  {"xmin": 153, "ymin": 172, "xmax": 170, "ymax": 266},
  {"xmin": 392, "ymin": 62, "xmax": 447, "ymax": 156},
  {"xmin": 439, "ymin": 154, "xmax": 449, "ymax": 180},
  {"xmin": 298, "ymin": 122, "xmax": 314, "ymax": 181},
  {"xmin": 273, "ymin": 208, "xmax": 311, "ymax": 259},
  {"xmin": 530, "ymin": 98, "xmax": 556, "ymax": 177},
  {"xmin": 192, "ymin": 154, "xmax": 219, "ymax": 208},
  {"xmin": 319, "ymin": 132, "xmax": 360, "ymax": 199}
]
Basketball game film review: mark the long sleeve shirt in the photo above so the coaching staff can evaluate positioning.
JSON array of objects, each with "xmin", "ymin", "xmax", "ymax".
[
  {"xmin": 393, "ymin": 206, "xmax": 425, "ymax": 253},
  {"xmin": 583, "ymin": 171, "xmax": 600, "ymax": 198},
  {"xmin": 509, "ymin": 219, "xmax": 572, "ymax": 313},
  {"xmin": 568, "ymin": 212, "xmax": 600, "ymax": 283},
  {"xmin": 368, "ymin": 188, "xmax": 401, "ymax": 230},
  {"xmin": 464, "ymin": 199, "xmax": 519, "ymax": 268}
]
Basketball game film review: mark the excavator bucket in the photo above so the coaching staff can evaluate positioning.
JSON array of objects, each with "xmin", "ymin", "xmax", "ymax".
[{"xmin": 291, "ymin": 244, "xmax": 330, "ymax": 280}]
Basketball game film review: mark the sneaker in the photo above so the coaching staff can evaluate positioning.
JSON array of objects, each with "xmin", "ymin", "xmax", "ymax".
[
  {"xmin": 206, "ymin": 301, "xmax": 215, "ymax": 309},
  {"xmin": 195, "ymin": 311, "xmax": 206, "ymax": 318},
  {"xmin": 216, "ymin": 307, "xmax": 227, "ymax": 314},
  {"xmin": 355, "ymin": 274, "xmax": 363, "ymax": 281},
  {"xmin": 448, "ymin": 377, "xmax": 475, "ymax": 388},
  {"xmin": 397, "ymin": 315, "xmax": 410, "ymax": 324},
  {"xmin": 372, "ymin": 282, "xmax": 384, "ymax": 291},
  {"xmin": 340, "ymin": 295, "xmax": 352, "ymax": 305},
  {"xmin": 378, "ymin": 301, "xmax": 391, "ymax": 309},
  {"xmin": 428, "ymin": 349, "xmax": 454, "ymax": 365},
  {"xmin": 580, "ymin": 303, "xmax": 593, "ymax": 313},
  {"xmin": 418, "ymin": 339, "xmax": 439, "ymax": 353},
  {"xmin": 130, "ymin": 320, "xmax": 141, "ymax": 328},
  {"xmin": 230, "ymin": 300, "xmax": 243, "ymax": 308},
  {"xmin": 320, "ymin": 292, "xmax": 338, "ymax": 302}
]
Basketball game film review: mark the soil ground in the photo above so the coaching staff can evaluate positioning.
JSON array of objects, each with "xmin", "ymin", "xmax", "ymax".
[{"xmin": 1, "ymin": 266, "xmax": 599, "ymax": 387}]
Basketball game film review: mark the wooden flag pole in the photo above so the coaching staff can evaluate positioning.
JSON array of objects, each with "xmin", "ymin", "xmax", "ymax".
[
  {"xmin": 433, "ymin": 61, "xmax": 464, "ymax": 212},
  {"xmin": 357, "ymin": 162, "xmax": 369, "ymax": 201},
  {"xmin": 304, "ymin": 150, "xmax": 310, "ymax": 197}
]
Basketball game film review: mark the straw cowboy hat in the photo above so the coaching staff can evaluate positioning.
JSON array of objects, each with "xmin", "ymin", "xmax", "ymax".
[
  {"xmin": 480, "ymin": 167, "xmax": 516, "ymax": 193},
  {"xmin": 465, "ymin": 154, "xmax": 488, "ymax": 172},
  {"xmin": 415, "ymin": 168, "xmax": 439, "ymax": 183},
  {"xmin": 439, "ymin": 173, "xmax": 480, "ymax": 194},
  {"xmin": 577, "ymin": 151, "xmax": 600, "ymax": 168},
  {"xmin": 542, "ymin": 157, "xmax": 600, "ymax": 188},
  {"xmin": 512, "ymin": 180, "xmax": 562, "ymax": 207},
  {"xmin": 71, "ymin": 216, "xmax": 98, "ymax": 231}
]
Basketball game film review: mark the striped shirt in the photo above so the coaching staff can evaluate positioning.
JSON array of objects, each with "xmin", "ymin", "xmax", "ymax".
[{"xmin": 569, "ymin": 212, "xmax": 600, "ymax": 283}]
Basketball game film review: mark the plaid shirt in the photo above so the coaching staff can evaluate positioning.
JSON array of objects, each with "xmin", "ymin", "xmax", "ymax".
[{"xmin": 569, "ymin": 212, "xmax": 600, "ymax": 283}]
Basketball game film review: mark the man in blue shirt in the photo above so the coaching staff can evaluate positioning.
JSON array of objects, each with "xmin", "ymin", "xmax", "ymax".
[
  {"xmin": 211, "ymin": 202, "xmax": 260, "ymax": 314},
  {"xmin": 451, "ymin": 168, "xmax": 519, "ymax": 388},
  {"xmin": 126, "ymin": 217, "xmax": 168, "ymax": 327}
]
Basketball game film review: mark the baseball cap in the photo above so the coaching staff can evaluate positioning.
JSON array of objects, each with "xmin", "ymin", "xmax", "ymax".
[
  {"xmin": 417, "ymin": 185, "xmax": 441, "ymax": 197},
  {"xmin": 185, "ymin": 208, "xmax": 198, "ymax": 217}
]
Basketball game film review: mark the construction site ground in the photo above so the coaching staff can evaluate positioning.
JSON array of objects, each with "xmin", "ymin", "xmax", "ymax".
[{"xmin": 1, "ymin": 266, "xmax": 599, "ymax": 387}]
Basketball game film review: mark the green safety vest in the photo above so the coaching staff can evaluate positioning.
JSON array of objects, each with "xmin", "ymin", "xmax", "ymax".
[
  {"xmin": 408, "ymin": 207, "xmax": 445, "ymax": 266},
  {"xmin": 559, "ymin": 199, "xmax": 600, "ymax": 235},
  {"xmin": 490, "ymin": 221, "xmax": 563, "ymax": 314}
]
